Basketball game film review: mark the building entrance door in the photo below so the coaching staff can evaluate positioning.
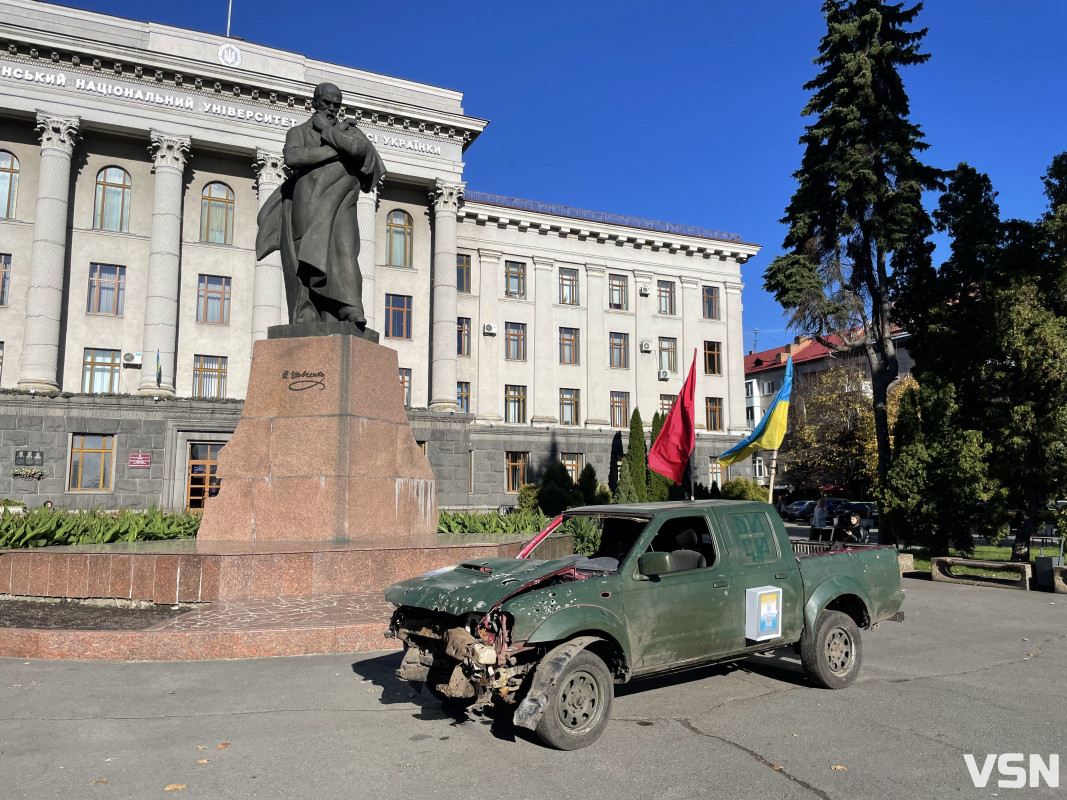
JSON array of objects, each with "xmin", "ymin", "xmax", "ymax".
[{"xmin": 186, "ymin": 442, "xmax": 223, "ymax": 509}]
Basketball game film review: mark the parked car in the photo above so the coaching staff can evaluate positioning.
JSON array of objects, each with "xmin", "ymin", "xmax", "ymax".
[
  {"xmin": 784, "ymin": 500, "xmax": 816, "ymax": 521},
  {"xmin": 385, "ymin": 500, "xmax": 905, "ymax": 750}
]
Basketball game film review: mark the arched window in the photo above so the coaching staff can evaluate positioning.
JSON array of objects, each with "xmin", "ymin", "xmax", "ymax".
[
  {"xmin": 386, "ymin": 209, "xmax": 413, "ymax": 267},
  {"xmin": 93, "ymin": 167, "xmax": 132, "ymax": 232},
  {"xmin": 0, "ymin": 151, "xmax": 19, "ymax": 219},
  {"xmin": 200, "ymin": 182, "xmax": 235, "ymax": 244}
]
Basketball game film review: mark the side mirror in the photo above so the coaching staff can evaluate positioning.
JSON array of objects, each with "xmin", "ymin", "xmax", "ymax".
[{"xmin": 638, "ymin": 551, "xmax": 671, "ymax": 577}]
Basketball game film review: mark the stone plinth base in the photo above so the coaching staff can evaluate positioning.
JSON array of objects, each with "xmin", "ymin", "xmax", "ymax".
[{"xmin": 197, "ymin": 333, "xmax": 437, "ymax": 543}]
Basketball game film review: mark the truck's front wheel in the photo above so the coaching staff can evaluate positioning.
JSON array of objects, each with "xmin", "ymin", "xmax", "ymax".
[
  {"xmin": 535, "ymin": 651, "xmax": 613, "ymax": 750},
  {"xmin": 800, "ymin": 610, "xmax": 862, "ymax": 689}
]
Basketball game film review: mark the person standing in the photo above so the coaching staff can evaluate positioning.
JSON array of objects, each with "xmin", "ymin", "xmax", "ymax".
[{"xmin": 810, "ymin": 498, "xmax": 828, "ymax": 540}]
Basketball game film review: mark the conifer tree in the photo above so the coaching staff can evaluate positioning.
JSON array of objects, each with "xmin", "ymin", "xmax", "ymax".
[
  {"xmin": 647, "ymin": 412, "xmax": 673, "ymax": 501},
  {"xmin": 625, "ymin": 408, "xmax": 648, "ymax": 503},
  {"xmin": 613, "ymin": 459, "xmax": 639, "ymax": 504}
]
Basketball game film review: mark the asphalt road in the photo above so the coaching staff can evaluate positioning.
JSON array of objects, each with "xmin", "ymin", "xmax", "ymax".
[{"xmin": 1, "ymin": 578, "xmax": 1063, "ymax": 800}]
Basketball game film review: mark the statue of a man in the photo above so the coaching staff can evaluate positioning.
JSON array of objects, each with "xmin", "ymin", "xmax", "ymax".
[{"xmin": 256, "ymin": 83, "xmax": 386, "ymax": 327}]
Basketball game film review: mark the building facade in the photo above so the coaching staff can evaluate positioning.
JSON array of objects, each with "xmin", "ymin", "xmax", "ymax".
[{"xmin": 0, "ymin": 0, "xmax": 759, "ymax": 511}]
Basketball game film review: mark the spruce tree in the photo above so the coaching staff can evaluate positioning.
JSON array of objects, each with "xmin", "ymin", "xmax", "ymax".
[
  {"xmin": 647, "ymin": 411, "xmax": 673, "ymax": 502},
  {"xmin": 625, "ymin": 408, "xmax": 648, "ymax": 503},
  {"xmin": 763, "ymin": 1, "xmax": 941, "ymax": 543},
  {"xmin": 577, "ymin": 463, "xmax": 599, "ymax": 505},
  {"xmin": 613, "ymin": 459, "xmax": 639, "ymax": 504}
]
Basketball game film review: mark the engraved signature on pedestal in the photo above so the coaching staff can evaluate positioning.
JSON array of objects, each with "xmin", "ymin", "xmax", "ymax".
[{"xmin": 282, "ymin": 370, "xmax": 326, "ymax": 391}]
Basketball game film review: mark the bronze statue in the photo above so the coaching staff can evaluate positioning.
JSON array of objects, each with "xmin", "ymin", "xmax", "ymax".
[{"xmin": 256, "ymin": 83, "xmax": 386, "ymax": 327}]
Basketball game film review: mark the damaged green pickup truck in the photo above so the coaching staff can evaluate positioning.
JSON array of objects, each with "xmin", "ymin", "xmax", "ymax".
[{"xmin": 385, "ymin": 500, "xmax": 904, "ymax": 750}]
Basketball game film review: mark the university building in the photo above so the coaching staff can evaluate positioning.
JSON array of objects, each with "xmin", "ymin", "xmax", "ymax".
[{"xmin": 0, "ymin": 0, "xmax": 760, "ymax": 511}]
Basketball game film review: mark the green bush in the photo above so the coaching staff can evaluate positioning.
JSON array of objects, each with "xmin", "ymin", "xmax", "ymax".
[
  {"xmin": 537, "ymin": 462, "xmax": 583, "ymax": 516},
  {"xmin": 437, "ymin": 508, "xmax": 549, "ymax": 536},
  {"xmin": 517, "ymin": 484, "xmax": 540, "ymax": 513},
  {"xmin": 561, "ymin": 516, "xmax": 601, "ymax": 556},
  {"xmin": 721, "ymin": 478, "xmax": 767, "ymax": 501},
  {"xmin": 0, "ymin": 506, "xmax": 201, "ymax": 549}
]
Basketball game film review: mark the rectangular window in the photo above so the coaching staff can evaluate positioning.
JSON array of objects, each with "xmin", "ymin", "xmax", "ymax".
[
  {"xmin": 505, "ymin": 260, "xmax": 526, "ymax": 299},
  {"xmin": 609, "ymin": 332, "xmax": 629, "ymax": 369},
  {"xmin": 457, "ymin": 381, "xmax": 470, "ymax": 413},
  {"xmin": 706, "ymin": 396, "xmax": 724, "ymax": 431},
  {"xmin": 196, "ymin": 274, "xmax": 231, "ymax": 325},
  {"xmin": 561, "ymin": 453, "xmax": 584, "ymax": 484},
  {"xmin": 660, "ymin": 394, "xmax": 676, "ymax": 415},
  {"xmin": 504, "ymin": 322, "xmax": 527, "ymax": 360},
  {"xmin": 754, "ymin": 456, "xmax": 766, "ymax": 479},
  {"xmin": 608, "ymin": 273, "xmax": 628, "ymax": 310},
  {"xmin": 192, "ymin": 355, "xmax": 228, "ymax": 398},
  {"xmin": 0, "ymin": 253, "xmax": 10, "ymax": 307},
  {"xmin": 657, "ymin": 280, "xmax": 676, "ymax": 315},
  {"xmin": 658, "ymin": 336, "xmax": 677, "ymax": 373},
  {"xmin": 505, "ymin": 384, "xmax": 527, "ymax": 424},
  {"xmin": 745, "ymin": 380, "xmax": 754, "ymax": 398},
  {"xmin": 704, "ymin": 340, "xmax": 722, "ymax": 375},
  {"xmin": 68, "ymin": 434, "xmax": 114, "ymax": 491},
  {"xmin": 468, "ymin": 450, "xmax": 474, "ymax": 493},
  {"xmin": 186, "ymin": 442, "xmax": 223, "ymax": 509},
  {"xmin": 559, "ymin": 388, "xmax": 580, "ymax": 426},
  {"xmin": 710, "ymin": 458, "xmax": 725, "ymax": 488},
  {"xmin": 0, "ymin": 341, "xmax": 4, "ymax": 384},
  {"xmin": 457, "ymin": 317, "xmax": 471, "ymax": 356},
  {"xmin": 610, "ymin": 391, "xmax": 630, "ymax": 428},
  {"xmin": 702, "ymin": 285, "xmax": 721, "ymax": 320},
  {"xmin": 399, "ymin": 367, "xmax": 412, "ymax": 407},
  {"xmin": 457, "ymin": 253, "xmax": 471, "ymax": 294},
  {"xmin": 746, "ymin": 406, "xmax": 756, "ymax": 428},
  {"xmin": 385, "ymin": 294, "xmax": 413, "ymax": 339},
  {"xmin": 559, "ymin": 267, "xmax": 579, "ymax": 305},
  {"xmin": 506, "ymin": 451, "xmax": 529, "ymax": 493},
  {"xmin": 762, "ymin": 379, "xmax": 780, "ymax": 395},
  {"xmin": 86, "ymin": 263, "xmax": 126, "ymax": 316},
  {"xmin": 81, "ymin": 348, "xmax": 121, "ymax": 393},
  {"xmin": 559, "ymin": 327, "xmax": 580, "ymax": 365}
]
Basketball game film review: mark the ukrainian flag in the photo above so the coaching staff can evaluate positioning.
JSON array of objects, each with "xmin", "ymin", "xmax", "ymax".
[{"xmin": 718, "ymin": 356, "xmax": 792, "ymax": 467}]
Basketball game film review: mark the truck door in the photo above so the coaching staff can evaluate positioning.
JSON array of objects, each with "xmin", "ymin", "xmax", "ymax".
[{"xmin": 715, "ymin": 507, "xmax": 803, "ymax": 652}]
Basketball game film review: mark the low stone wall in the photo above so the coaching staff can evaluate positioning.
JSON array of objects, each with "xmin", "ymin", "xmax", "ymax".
[{"xmin": 930, "ymin": 557, "xmax": 1031, "ymax": 591}]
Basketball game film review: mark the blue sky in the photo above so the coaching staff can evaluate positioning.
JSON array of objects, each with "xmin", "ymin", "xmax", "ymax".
[{"xmin": 59, "ymin": 0, "xmax": 1067, "ymax": 353}]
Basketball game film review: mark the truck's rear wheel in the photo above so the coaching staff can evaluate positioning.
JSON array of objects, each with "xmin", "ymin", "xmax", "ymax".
[
  {"xmin": 535, "ymin": 650, "xmax": 613, "ymax": 750},
  {"xmin": 800, "ymin": 610, "xmax": 862, "ymax": 689}
]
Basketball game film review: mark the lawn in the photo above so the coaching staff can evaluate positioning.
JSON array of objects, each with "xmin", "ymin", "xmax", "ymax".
[{"xmin": 908, "ymin": 543, "xmax": 1063, "ymax": 578}]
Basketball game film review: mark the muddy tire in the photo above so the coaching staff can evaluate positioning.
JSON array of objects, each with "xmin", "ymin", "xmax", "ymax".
[
  {"xmin": 800, "ymin": 609, "xmax": 862, "ymax": 689},
  {"xmin": 535, "ymin": 650, "xmax": 613, "ymax": 750}
]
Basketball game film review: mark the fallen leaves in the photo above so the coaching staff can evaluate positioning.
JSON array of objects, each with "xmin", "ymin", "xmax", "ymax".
[
  {"xmin": 90, "ymin": 778, "xmax": 107, "ymax": 785},
  {"xmin": 217, "ymin": 742, "xmax": 230, "ymax": 750},
  {"xmin": 196, "ymin": 746, "xmax": 207, "ymax": 751},
  {"xmin": 196, "ymin": 760, "xmax": 210, "ymax": 765},
  {"xmin": 772, "ymin": 765, "xmax": 783, "ymax": 771},
  {"xmin": 830, "ymin": 765, "xmax": 848, "ymax": 771},
  {"xmin": 164, "ymin": 784, "xmax": 187, "ymax": 791}
]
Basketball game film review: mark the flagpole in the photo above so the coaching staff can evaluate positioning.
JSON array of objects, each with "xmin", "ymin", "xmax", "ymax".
[
  {"xmin": 226, "ymin": 0, "xmax": 233, "ymax": 37},
  {"xmin": 766, "ymin": 448, "xmax": 778, "ymax": 505}
]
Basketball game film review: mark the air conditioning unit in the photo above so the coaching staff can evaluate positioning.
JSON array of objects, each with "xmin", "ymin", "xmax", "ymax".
[
  {"xmin": 122, "ymin": 351, "xmax": 143, "ymax": 366},
  {"xmin": 482, "ymin": 323, "xmax": 498, "ymax": 336},
  {"xmin": 657, "ymin": 369, "xmax": 670, "ymax": 381},
  {"xmin": 638, "ymin": 285, "xmax": 651, "ymax": 297},
  {"xmin": 639, "ymin": 341, "xmax": 653, "ymax": 353}
]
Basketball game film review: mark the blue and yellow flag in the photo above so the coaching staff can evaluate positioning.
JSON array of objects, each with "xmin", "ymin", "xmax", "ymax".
[{"xmin": 718, "ymin": 356, "xmax": 792, "ymax": 467}]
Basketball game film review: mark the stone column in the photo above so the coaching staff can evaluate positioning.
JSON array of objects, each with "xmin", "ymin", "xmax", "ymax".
[
  {"xmin": 583, "ymin": 263, "xmax": 607, "ymax": 424},
  {"xmin": 138, "ymin": 131, "xmax": 190, "ymax": 395},
  {"xmin": 17, "ymin": 112, "xmax": 79, "ymax": 392},
  {"xmin": 251, "ymin": 149, "xmax": 287, "ymax": 343},
  {"xmin": 357, "ymin": 183, "xmax": 379, "ymax": 330},
  {"xmin": 531, "ymin": 257, "xmax": 556, "ymax": 422},
  {"xmin": 428, "ymin": 180, "xmax": 465, "ymax": 411},
  {"xmin": 724, "ymin": 279, "xmax": 746, "ymax": 435}
]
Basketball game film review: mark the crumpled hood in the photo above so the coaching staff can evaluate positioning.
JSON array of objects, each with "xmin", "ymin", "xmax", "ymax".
[{"xmin": 383, "ymin": 555, "xmax": 584, "ymax": 616}]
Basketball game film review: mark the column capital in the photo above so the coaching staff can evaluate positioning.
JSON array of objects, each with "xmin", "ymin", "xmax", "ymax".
[
  {"xmin": 253, "ymin": 149, "xmax": 288, "ymax": 190},
  {"xmin": 34, "ymin": 111, "xmax": 80, "ymax": 155},
  {"xmin": 148, "ymin": 131, "xmax": 191, "ymax": 172},
  {"xmin": 430, "ymin": 179, "xmax": 465, "ymax": 214}
]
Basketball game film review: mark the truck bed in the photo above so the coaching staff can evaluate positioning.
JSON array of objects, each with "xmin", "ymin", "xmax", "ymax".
[{"xmin": 794, "ymin": 543, "xmax": 904, "ymax": 626}]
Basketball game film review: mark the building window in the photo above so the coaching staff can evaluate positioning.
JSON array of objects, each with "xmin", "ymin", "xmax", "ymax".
[
  {"xmin": 559, "ymin": 327, "xmax": 580, "ymax": 365},
  {"xmin": 68, "ymin": 434, "xmax": 114, "ymax": 491},
  {"xmin": 608, "ymin": 273, "xmax": 628, "ymax": 310},
  {"xmin": 704, "ymin": 340, "xmax": 722, "ymax": 375},
  {"xmin": 706, "ymin": 397, "xmax": 724, "ymax": 432},
  {"xmin": 505, "ymin": 384, "xmax": 527, "ymax": 424},
  {"xmin": 504, "ymin": 322, "xmax": 527, "ymax": 361},
  {"xmin": 457, "ymin": 317, "xmax": 471, "ymax": 356},
  {"xmin": 746, "ymin": 406, "xmax": 756, "ymax": 428},
  {"xmin": 86, "ymin": 263, "xmax": 126, "ymax": 316},
  {"xmin": 0, "ymin": 342, "xmax": 4, "ymax": 384},
  {"xmin": 559, "ymin": 388, "xmax": 580, "ymax": 426},
  {"xmin": 186, "ymin": 442, "xmax": 223, "ymax": 509},
  {"xmin": 196, "ymin": 275, "xmax": 231, "ymax": 325},
  {"xmin": 745, "ymin": 380, "xmax": 755, "ymax": 398},
  {"xmin": 660, "ymin": 394, "xmax": 676, "ymax": 415},
  {"xmin": 505, "ymin": 260, "xmax": 526, "ymax": 299},
  {"xmin": 468, "ymin": 450, "xmax": 474, "ymax": 493},
  {"xmin": 710, "ymin": 458, "xmax": 725, "ymax": 488},
  {"xmin": 610, "ymin": 391, "xmax": 630, "ymax": 428},
  {"xmin": 561, "ymin": 453, "xmax": 584, "ymax": 484},
  {"xmin": 0, "ymin": 253, "xmax": 10, "ymax": 307},
  {"xmin": 657, "ymin": 280, "xmax": 676, "ymax": 315},
  {"xmin": 457, "ymin": 381, "xmax": 470, "ymax": 413},
  {"xmin": 457, "ymin": 253, "xmax": 471, "ymax": 293},
  {"xmin": 399, "ymin": 367, "xmax": 412, "ymax": 407},
  {"xmin": 192, "ymin": 355, "xmax": 228, "ymax": 398},
  {"xmin": 559, "ymin": 267, "xmax": 579, "ymax": 305},
  {"xmin": 703, "ymin": 285, "xmax": 721, "ymax": 320},
  {"xmin": 754, "ymin": 456, "xmax": 767, "ymax": 480},
  {"xmin": 0, "ymin": 151, "xmax": 18, "ymax": 219},
  {"xmin": 385, "ymin": 294, "xmax": 413, "ymax": 339},
  {"xmin": 200, "ymin": 182, "xmax": 235, "ymax": 244},
  {"xmin": 761, "ymin": 379, "xmax": 780, "ymax": 395},
  {"xmin": 609, "ymin": 332, "xmax": 629, "ymax": 369},
  {"xmin": 506, "ymin": 451, "xmax": 529, "ymax": 493},
  {"xmin": 82, "ymin": 348, "xmax": 121, "ymax": 393},
  {"xmin": 658, "ymin": 337, "xmax": 677, "ymax": 373},
  {"xmin": 93, "ymin": 167, "xmax": 132, "ymax": 233},
  {"xmin": 386, "ymin": 209, "xmax": 413, "ymax": 267}
]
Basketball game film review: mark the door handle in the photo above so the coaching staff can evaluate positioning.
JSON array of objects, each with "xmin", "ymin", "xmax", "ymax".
[
  {"xmin": 713, "ymin": 580, "xmax": 729, "ymax": 588},
  {"xmin": 775, "ymin": 572, "xmax": 789, "ymax": 580}
]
